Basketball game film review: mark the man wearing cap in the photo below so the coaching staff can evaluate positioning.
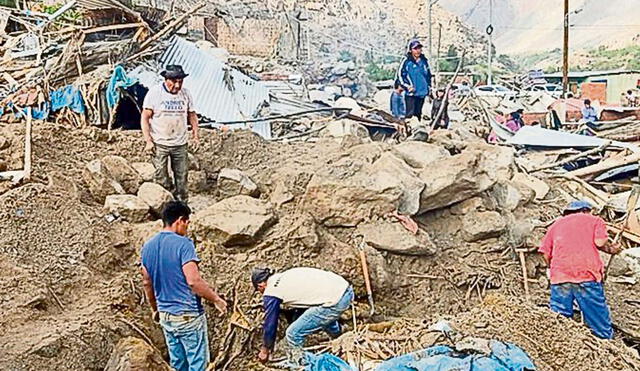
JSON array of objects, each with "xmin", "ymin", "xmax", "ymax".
[
  {"xmin": 141, "ymin": 65, "xmax": 198, "ymax": 203},
  {"xmin": 251, "ymin": 267, "xmax": 354, "ymax": 365},
  {"xmin": 397, "ymin": 39, "xmax": 432, "ymax": 121},
  {"xmin": 539, "ymin": 200, "xmax": 621, "ymax": 339}
]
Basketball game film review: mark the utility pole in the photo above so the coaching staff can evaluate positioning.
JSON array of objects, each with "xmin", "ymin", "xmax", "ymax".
[
  {"xmin": 562, "ymin": 0, "xmax": 569, "ymax": 97},
  {"xmin": 487, "ymin": 0, "xmax": 493, "ymax": 85},
  {"xmin": 428, "ymin": 0, "xmax": 440, "ymax": 59}
]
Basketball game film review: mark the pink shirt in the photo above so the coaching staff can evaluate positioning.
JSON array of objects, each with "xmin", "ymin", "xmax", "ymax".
[{"xmin": 539, "ymin": 213, "xmax": 608, "ymax": 284}]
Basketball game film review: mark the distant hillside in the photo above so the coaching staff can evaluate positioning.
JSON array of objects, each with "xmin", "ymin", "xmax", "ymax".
[{"xmin": 438, "ymin": 0, "xmax": 640, "ymax": 56}]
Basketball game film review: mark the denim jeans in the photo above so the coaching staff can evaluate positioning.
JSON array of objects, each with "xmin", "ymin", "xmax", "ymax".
[
  {"xmin": 285, "ymin": 286, "xmax": 354, "ymax": 351},
  {"xmin": 550, "ymin": 281, "xmax": 613, "ymax": 339},
  {"xmin": 159, "ymin": 312, "xmax": 209, "ymax": 371},
  {"xmin": 153, "ymin": 143, "xmax": 189, "ymax": 202}
]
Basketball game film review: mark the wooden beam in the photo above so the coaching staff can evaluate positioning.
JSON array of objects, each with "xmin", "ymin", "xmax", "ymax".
[
  {"xmin": 566, "ymin": 153, "xmax": 640, "ymax": 179},
  {"xmin": 23, "ymin": 107, "xmax": 32, "ymax": 181}
]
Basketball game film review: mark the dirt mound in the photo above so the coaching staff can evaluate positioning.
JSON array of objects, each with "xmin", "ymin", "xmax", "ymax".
[{"xmin": 454, "ymin": 295, "xmax": 640, "ymax": 371}]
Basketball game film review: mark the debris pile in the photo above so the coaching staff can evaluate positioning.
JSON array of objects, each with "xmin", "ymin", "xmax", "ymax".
[{"xmin": 324, "ymin": 295, "xmax": 640, "ymax": 371}]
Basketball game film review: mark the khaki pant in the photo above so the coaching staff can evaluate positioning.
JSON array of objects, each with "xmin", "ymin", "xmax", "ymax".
[{"xmin": 153, "ymin": 143, "xmax": 189, "ymax": 202}]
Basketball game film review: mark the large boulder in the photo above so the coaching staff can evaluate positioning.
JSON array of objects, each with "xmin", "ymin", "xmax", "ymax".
[
  {"xmin": 104, "ymin": 195, "xmax": 150, "ymax": 223},
  {"xmin": 217, "ymin": 168, "xmax": 259, "ymax": 198},
  {"xmin": 462, "ymin": 210, "xmax": 506, "ymax": 242},
  {"xmin": 192, "ymin": 195, "xmax": 276, "ymax": 246},
  {"xmin": 489, "ymin": 181, "xmax": 531, "ymax": 212},
  {"xmin": 302, "ymin": 158, "xmax": 402, "ymax": 227},
  {"xmin": 101, "ymin": 155, "xmax": 143, "ymax": 194},
  {"xmin": 512, "ymin": 173, "xmax": 550, "ymax": 200},
  {"xmin": 83, "ymin": 159, "xmax": 125, "ymax": 202},
  {"xmin": 104, "ymin": 337, "xmax": 171, "ymax": 371},
  {"xmin": 365, "ymin": 153, "xmax": 425, "ymax": 215},
  {"xmin": 358, "ymin": 220, "xmax": 436, "ymax": 255},
  {"xmin": 189, "ymin": 170, "xmax": 209, "ymax": 193},
  {"xmin": 131, "ymin": 162, "xmax": 155, "ymax": 183},
  {"xmin": 391, "ymin": 141, "xmax": 450, "ymax": 169},
  {"xmin": 137, "ymin": 182, "xmax": 174, "ymax": 215},
  {"xmin": 418, "ymin": 144, "xmax": 515, "ymax": 213}
]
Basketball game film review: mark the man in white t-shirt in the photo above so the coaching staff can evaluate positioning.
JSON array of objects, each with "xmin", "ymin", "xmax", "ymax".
[
  {"xmin": 251, "ymin": 267, "xmax": 354, "ymax": 366},
  {"xmin": 141, "ymin": 65, "xmax": 199, "ymax": 203}
]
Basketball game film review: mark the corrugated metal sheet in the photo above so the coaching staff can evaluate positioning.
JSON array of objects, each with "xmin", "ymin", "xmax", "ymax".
[{"xmin": 130, "ymin": 36, "xmax": 271, "ymax": 138}]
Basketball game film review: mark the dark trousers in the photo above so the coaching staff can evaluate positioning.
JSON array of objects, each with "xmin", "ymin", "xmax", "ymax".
[
  {"xmin": 405, "ymin": 96, "xmax": 425, "ymax": 121},
  {"xmin": 153, "ymin": 143, "xmax": 189, "ymax": 202}
]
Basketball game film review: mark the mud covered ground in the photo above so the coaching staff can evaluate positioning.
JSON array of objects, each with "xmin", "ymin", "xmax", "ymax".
[{"xmin": 0, "ymin": 121, "xmax": 639, "ymax": 370}]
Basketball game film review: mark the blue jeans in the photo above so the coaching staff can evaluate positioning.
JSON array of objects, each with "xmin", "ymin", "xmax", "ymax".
[
  {"xmin": 550, "ymin": 281, "xmax": 613, "ymax": 339},
  {"xmin": 286, "ymin": 286, "xmax": 354, "ymax": 349},
  {"xmin": 159, "ymin": 312, "xmax": 209, "ymax": 371}
]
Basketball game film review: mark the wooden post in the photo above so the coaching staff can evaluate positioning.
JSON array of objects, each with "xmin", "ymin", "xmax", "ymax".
[
  {"xmin": 24, "ymin": 107, "xmax": 32, "ymax": 181},
  {"xmin": 562, "ymin": 0, "xmax": 569, "ymax": 97},
  {"xmin": 517, "ymin": 249, "xmax": 530, "ymax": 301}
]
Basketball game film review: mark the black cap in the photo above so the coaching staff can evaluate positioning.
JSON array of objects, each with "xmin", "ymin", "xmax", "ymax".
[
  {"xmin": 251, "ymin": 267, "xmax": 273, "ymax": 289},
  {"xmin": 161, "ymin": 64, "xmax": 189, "ymax": 79}
]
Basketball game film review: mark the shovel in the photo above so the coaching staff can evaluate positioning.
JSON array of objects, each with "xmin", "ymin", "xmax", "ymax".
[{"xmin": 358, "ymin": 237, "xmax": 375, "ymax": 317}]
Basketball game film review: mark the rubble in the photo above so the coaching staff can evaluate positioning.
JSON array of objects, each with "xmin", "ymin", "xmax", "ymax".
[
  {"xmin": 358, "ymin": 220, "xmax": 436, "ymax": 255},
  {"xmin": 131, "ymin": 162, "xmax": 155, "ymax": 183},
  {"xmin": 101, "ymin": 156, "xmax": 143, "ymax": 195},
  {"xmin": 390, "ymin": 141, "xmax": 450, "ymax": 169},
  {"xmin": 136, "ymin": 182, "xmax": 173, "ymax": 215},
  {"xmin": 104, "ymin": 337, "xmax": 171, "ymax": 371},
  {"xmin": 104, "ymin": 194, "xmax": 150, "ymax": 223},
  {"xmin": 192, "ymin": 195, "xmax": 276, "ymax": 246},
  {"xmin": 418, "ymin": 144, "xmax": 514, "ymax": 213},
  {"xmin": 1, "ymin": 0, "xmax": 640, "ymax": 369},
  {"xmin": 217, "ymin": 168, "xmax": 260, "ymax": 198},
  {"xmin": 83, "ymin": 159, "xmax": 125, "ymax": 202},
  {"xmin": 461, "ymin": 210, "xmax": 507, "ymax": 242}
]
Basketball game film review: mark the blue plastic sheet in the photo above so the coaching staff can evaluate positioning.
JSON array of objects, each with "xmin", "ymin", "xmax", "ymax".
[
  {"xmin": 375, "ymin": 342, "xmax": 535, "ymax": 371},
  {"xmin": 107, "ymin": 65, "xmax": 138, "ymax": 109},
  {"xmin": 50, "ymin": 85, "xmax": 85, "ymax": 114},
  {"xmin": 0, "ymin": 85, "xmax": 85, "ymax": 120},
  {"xmin": 305, "ymin": 352, "xmax": 356, "ymax": 371}
]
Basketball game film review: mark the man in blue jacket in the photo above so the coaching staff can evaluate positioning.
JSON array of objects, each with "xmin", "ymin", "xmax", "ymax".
[{"xmin": 397, "ymin": 39, "xmax": 432, "ymax": 121}]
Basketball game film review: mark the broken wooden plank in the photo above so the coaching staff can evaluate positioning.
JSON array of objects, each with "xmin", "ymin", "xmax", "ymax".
[
  {"xmin": 23, "ymin": 107, "xmax": 32, "ymax": 181},
  {"xmin": 531, "ymin": 141, "xmax": 611, "ymax": 172},
  {"xmin": 81, "ymin": 22, "xmax": 146, "ymax": 35},
  {"xmin": 138, "ymin": 2, "xmax": 206, "ymax": 51},
  {"xmin": 567, "ymin": 153, "xmax": 640, "ymax": 179}
]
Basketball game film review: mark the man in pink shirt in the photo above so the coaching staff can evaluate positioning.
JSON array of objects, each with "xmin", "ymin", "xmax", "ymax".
[{"xmin": 539, "ymin": 200, "xmax": 621, "ymax": 339}]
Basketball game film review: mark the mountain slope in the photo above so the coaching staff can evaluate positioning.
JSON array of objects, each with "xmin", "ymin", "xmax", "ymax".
[{"xmin": 438, "ymin": 0, "xmax": 640, "ymax": 55}]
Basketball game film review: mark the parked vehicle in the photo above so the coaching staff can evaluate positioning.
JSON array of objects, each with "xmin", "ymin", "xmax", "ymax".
[
  {"xmin": 527, "ymin": 84, "xmax": 562, "ymax": 98},
  {"xmin": 474, "ymin": 84, "xmax": 517, "ymax": 97}
]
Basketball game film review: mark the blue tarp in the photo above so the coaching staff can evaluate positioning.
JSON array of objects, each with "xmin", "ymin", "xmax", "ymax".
[
  {"xmin": 375, "ymin": 342, "xmax": 535, "ymax": 371},
  {"xmin": 50, "ymin": 85, "xmax": 85, "ymax": 114},
  {"xmin": 305, "ymin": 352, "xmax": 355, "ymax": 371},
  {"xmin": 0, "ymin": 85, "xmax": 85, "ymax": 120},
  {"xmin": 304, "ymin": 341, "xmax": 535, "ymax": 371},
  {"xmin": 107, "ymin": 65, "xmax": 138, "ymax": 109}
]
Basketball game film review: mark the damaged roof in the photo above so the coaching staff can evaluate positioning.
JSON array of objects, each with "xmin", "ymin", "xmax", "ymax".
[{"xmin": 130, "ymin": 36, "xmax": 270, "ymax": 124}]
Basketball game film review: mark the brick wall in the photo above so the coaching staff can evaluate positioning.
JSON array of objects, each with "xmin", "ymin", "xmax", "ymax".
[
  {"xmin": 213, "ymin": 18, "xmax": 284, "ymax": 57},
  {"xmin": 580, "ymin": 82, "xmax": 607, "ymax": 103}
]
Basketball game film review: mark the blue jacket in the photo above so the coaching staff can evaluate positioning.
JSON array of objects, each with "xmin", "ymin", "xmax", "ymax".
[{"xmin": 397, "ymin": 54, "xmax": 432, "ymax": 98}]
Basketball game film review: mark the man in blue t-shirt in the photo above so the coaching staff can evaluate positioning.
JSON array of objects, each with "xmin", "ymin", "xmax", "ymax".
[{"xmin": 141, "ymin": 201, "xmax": 227, "ymax": 371}]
